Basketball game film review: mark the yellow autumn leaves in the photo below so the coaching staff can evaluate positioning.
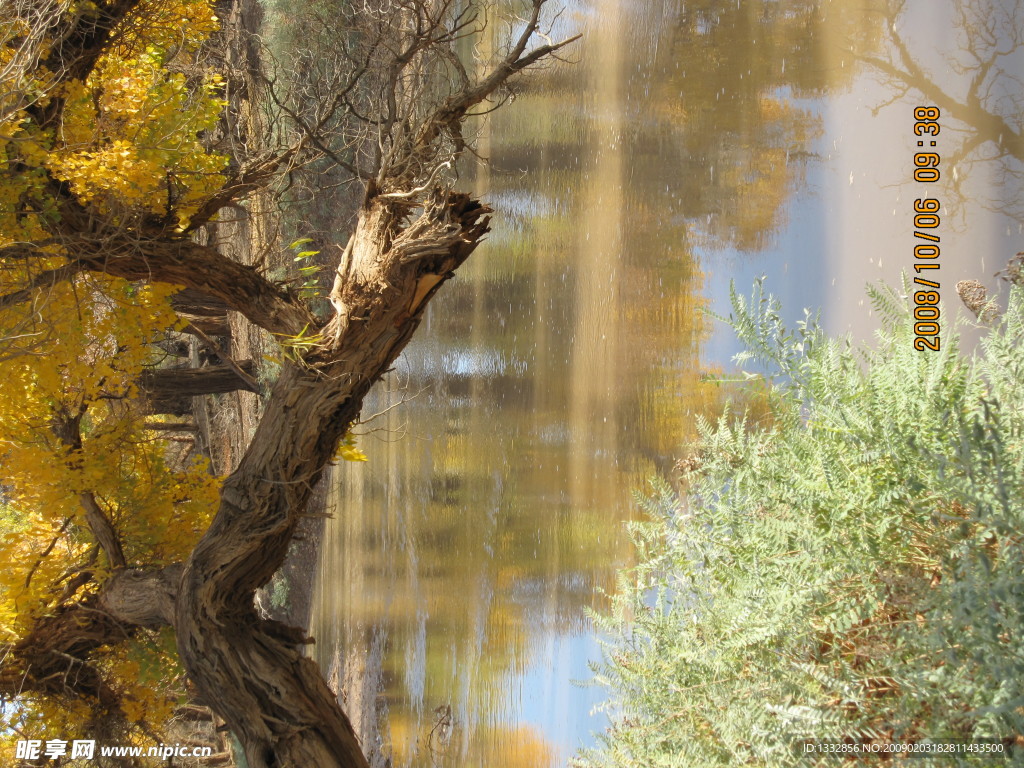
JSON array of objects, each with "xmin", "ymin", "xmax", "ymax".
[
  {"xmin": 334, "ymin": 431, "xmax": 369, "ymax": 463},
  {"xmin": 0, "ymin": 0, "xmax": 230, "ymax": 741},
  {"xmin": 2, "ymin": 0, "xmax": 228, "ymax": 229},
  {"xmin": 50, "ymin": 50, "xmax": 228, "ymax": 221},
  {"xmin": 0, "ymin": 276, "xmax": 220, "ymax": 633},
  {"xmin": 0, "ymin": 275, "xmax": 222, "ymax": 743}
]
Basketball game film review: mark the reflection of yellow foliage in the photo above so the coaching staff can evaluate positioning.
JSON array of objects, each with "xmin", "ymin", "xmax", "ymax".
[
  {"xmin": 757, "ymin": 95, "xmax": 787, "ymax": 122},
  {"xmin": 705, "ymin": 97, "xmax": 823, "ymax": 252},
  {"xmin": 475, "ymin": 724, "xmax": 557, "ymax": 768},
  {"xmin": 384, "ymin": 717, "xmax": 557, "ymax": 768}
]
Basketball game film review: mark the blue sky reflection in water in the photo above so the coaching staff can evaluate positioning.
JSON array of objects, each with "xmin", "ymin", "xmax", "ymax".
[{"xmin": 309, "ymin": 0, "xmax": 1023, "ymax": 765}]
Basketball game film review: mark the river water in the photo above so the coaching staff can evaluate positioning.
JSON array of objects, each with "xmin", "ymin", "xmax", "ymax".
[{"xmin": 307, "ymin": 1, "xmax": 1023, "ymax": 765}]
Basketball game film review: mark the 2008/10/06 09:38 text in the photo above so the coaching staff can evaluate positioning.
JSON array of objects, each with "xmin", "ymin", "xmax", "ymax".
[{"xmin": 911, "ymin": 106, "xmax": 942, "ymax": 352}]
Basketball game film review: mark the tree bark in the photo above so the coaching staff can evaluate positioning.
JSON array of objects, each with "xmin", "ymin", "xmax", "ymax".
[
  {"xmin": 141, "ymin": 361, "xmax": 258, "ymax": 415},
  {"xmin": 172, "ymin": 288, "xmax": 233, "ymax": 336},
  {"xmin": 80, "ymin": 238, "xmax": 315, "ymax": 337},
  {"xmin": 172, "ymin": 287, "xmax": 232, "ymax": 316},
  {"xmin": 175, "ymin": 192, "xmax": 490, "ymax": 768},
  {"xmin": 180, "ymin": 316, "xmax": 232, "ymax": 337}
]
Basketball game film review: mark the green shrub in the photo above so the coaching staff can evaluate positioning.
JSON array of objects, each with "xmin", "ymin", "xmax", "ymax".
[{"xmin": 576, "ymin": 280, "xmax": 1024, "ymax": 767}]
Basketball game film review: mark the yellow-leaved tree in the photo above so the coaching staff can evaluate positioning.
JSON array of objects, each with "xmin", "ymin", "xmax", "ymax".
[
  {"xmin": 1, "ymin": 0, "xmax": 226, "ymax": 750},
  {"xmin": 0, "ymin": 0, "xmax": 576, "ymax": 765}
]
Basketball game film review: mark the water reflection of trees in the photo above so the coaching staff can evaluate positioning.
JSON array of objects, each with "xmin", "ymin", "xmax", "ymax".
[
  {"xmin": 861, "ymin": 0, "xmax": 1024, "ymax": 220},
  {"xmin": 315, "ymin": 3, "xmax": 908, "ymax": 766},
  {"xmin": 318, "ymin": 392, "xmax": 572, "ymax": 767},
  {"xmin": 644, "ymin": 0, "xmax": 885, "ymax": 252}
]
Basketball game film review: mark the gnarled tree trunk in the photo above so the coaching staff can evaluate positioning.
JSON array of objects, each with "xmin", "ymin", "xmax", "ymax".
[{"xmin": 175, "ymin": 193, "xmax": 489, "ymax": 768}]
